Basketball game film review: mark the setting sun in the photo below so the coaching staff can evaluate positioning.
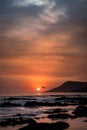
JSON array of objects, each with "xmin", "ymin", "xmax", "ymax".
[{"xmin": 37, "ymin": 87, "xmax": 41, "ymax": 91}]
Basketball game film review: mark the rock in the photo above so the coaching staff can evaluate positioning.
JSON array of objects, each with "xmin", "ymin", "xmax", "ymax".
[
  {"xmin": 48, "ymin": 113, "xmax": 71, "ymax": 119},
  {"xmin": 24, "ymin": 101, "xmax": 38, "ymax": 107},
  {"xmin": 0, "ymin": 118, "xmax": 18, "ymax": 126},
  {"xmin": 72, "ymin": 105, "xmax": 87, "ymax": 117},
  {"xmin": 28, "ymin": 118, "xmax": 36, "ymax": 125},
  {"xmin": 0, "ymin": 118, "xmax": 34, "ymax": 127},
  {"xmin": 4, "ymin": 97, "xmax": 19, "ymax": 100},
  {"xmin": 19, "ymin": 121, "xmax": 70, "ymax": 130},
  {"xmin": 83, "ymin": 120, "xmax": 87, "ymax": 122},
  {"xmin": 78, "ymin": 97, "xmax": 87, "ymax": 105},
  {"xmin": 44, "ymin": 108, "xmax": 67, "ymax": 114},
  {"xmin": 24, "ymin": 101, "xmax": 68, "ymax": 107},
  {"xmin": 44, "ymin": 108, "xmax": 62, "ymax": 114},
  {"xmin": 0, "ymin": 101, "xmax": 21, "ymax": 107},
  {"xmin": 53, "ymin": 108, "xmax": 67, "ymax": 113}
]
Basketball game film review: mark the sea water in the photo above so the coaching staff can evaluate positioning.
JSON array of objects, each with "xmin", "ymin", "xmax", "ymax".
[{"xmin": 0, "ymin": 92, "xmax": 87, "ymax": 130}]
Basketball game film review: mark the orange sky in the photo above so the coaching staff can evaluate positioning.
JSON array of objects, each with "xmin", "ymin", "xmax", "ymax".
[{"xmin": 0, "ymin": 0, "xmax": 87, "ymax": 95}]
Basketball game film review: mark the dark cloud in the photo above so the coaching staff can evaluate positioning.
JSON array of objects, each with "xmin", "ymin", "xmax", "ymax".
[
  {"xmin": 0, "ymin": 0, "xmax": 44, "ymax": 36},
  {"xmin": 0, "ymin": 0, "xmax": 46, "ymax": 60},
  {"xmin": 42, "ymin": 0, "xmax": 87, "ymax": 49},
  {"xmin": 0, "ymin": 0, "xmax": 87, "ymax": 56}
]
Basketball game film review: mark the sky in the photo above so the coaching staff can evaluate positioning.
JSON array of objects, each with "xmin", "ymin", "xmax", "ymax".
[{"xmin": 0, "ymin": 0, "xmax": 87, "ymax": 95}]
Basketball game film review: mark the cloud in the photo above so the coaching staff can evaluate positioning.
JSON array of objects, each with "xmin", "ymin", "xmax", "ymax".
[
  {"xmin": 0, "ymin": 0, "xmax": 87, "ymax": 91},
  {"xmin": 0, "ymin": 0, "xmax": 68, "ymax": 59},
  {"xmin": 42, "ymin": 0, "xmax": 87, "ymax": 50},
  {"xmin": 12, "ymin": 0, "xmax": 50, "ymax": 7}
]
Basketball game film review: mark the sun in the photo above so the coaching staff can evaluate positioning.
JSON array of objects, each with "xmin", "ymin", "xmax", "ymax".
[{"xmin": 37, "ymin": 87, "xmax": 41, "ymax": 91}]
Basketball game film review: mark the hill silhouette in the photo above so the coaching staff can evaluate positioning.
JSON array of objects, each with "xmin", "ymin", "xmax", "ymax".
[{"xmin": 47, "ymin": 81, "xmax": 87, "ymax": 92}]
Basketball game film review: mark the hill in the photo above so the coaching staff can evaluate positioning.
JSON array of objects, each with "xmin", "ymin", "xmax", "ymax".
[{"xmin": 47, "ymin": 81, "xmax": 87, "ymax": 92}]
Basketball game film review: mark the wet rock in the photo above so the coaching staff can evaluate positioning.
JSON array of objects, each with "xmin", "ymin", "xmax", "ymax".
[
  {"xmin": 28, "ymin": 118, "xmax": 36, "ymax": 125},
  {"xmin": 0, "ymin": 118, "xmax": 32, "ymax": 127},
  {"xmin": 78, "ymin": 97, "xmax": 87, "ymax": 105},
  {"xmin": 72, "ymin": 105, "xmax": 87, "ymax": 117},
  {"xmin": 24, "ymin": 101, "xmax": 68, "ymax": 107},
  {"xmin": 83, "ymin": 120, "xmax": 87, "ymax": 122},
  {"xmin": 48, "ymin": 113, "xmax": 71, "ymax": 119},
  {"xmin": 3, "ymin": 97, "xmax": 36, "ymax": 101},
  {"xmin": 0, "ymin": 101, "xmax": 22, "ymax": 107},
  {"xmin": 53, "ymin": 108, "xmax": 67, "ymax": 113},
  {"xmin": 0, "ymin": 118, "xmax": 18, "ymax": 127},
  {"xmin": 19, "ymin": 121, "xmax": 70, "ymax": 130},
  {"xmin": 55, "ymin": 96, "xmax": 68, "ymax": 101},
  {"xmin": 34, "ymin": 117, "xmax": 40, "ymax": 120},
  {"xmin": 4, "ymin": 97, "xmax": 19, "ymax": 100},
  {"xmin": 24, "ymin": 101, "xmax": 39, "ymax": 107},
  {"xmin": 44, "ymin": 108, "xmax": 62, "ymax": 114},
  {"xmin": 44, "ymin": 108, "xmax": 67, "ymax": 114},
  {"xmin": 55, "ymin": 102, "xmax": 69, "ymax": 106},
  {"xmin": 55, "ymin": 97, "xmax": 87, "ymax": 105}
]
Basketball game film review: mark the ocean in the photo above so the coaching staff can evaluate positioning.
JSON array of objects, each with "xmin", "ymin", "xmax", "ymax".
[{"xmin": 0, "ymin": 92, "xmax": 87, "ymax": 130}]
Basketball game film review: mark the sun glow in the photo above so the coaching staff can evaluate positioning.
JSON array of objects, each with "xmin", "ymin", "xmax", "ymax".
[{"xmin": 37, "ymin": 87, "xmax": 41, "ymax": 91}]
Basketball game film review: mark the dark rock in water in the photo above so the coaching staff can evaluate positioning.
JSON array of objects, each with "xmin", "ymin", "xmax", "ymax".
[
  {"xmin": 0, "ymin": 118, "xmax": 33, "ymax": 127},
  {"xmin": 83, "ymin": 120, "xmax": 87, "ymax": 122},
  {"xmin": 24, "ymin": 101, "xmax": 68, "ymax": 107},
  {"xmin": 27, "ymin": 118, "xmax": 36, "ymax": 125},
  {"xmin": 0, "ymin": 101, "xmax": 22, "ymax": 107},
  {"xmin": 19, "ymin": 121, "xmax": 70, "ymax": 130},
  {"xmin": 78, "ymin": 97, "xmax": 87, "ymax": 105},
  {"xmin": 24, "ymin": 101, "xmax": 38, "ymax": 107},
  {"xmin": 4, "ymin": 97, "xmax": 19, "ymax": 100},
  {"xmin": 53, "ymin": 108, "xmax": 67, "ymax": 113},
  {"xmin": 44, "ymin": 108, "xmax": 67, "ymax": 114},
  {"xmin": 3, "ymin": 97, "xmax": 36, "ymax": 101},
  {"xmin": 44, "ymin": 108, "xmax": 62, "ymax": 114},
  {"xmin": 48, "ymin": 113, "xmax": 71, "ymax": 119},
  {"xmin": 0, "ymin": 118, "xmax": 18, "ymax": 127},
  {"xmin": 55, "ymin": 96, "xmax": 87, "ymax": 105},
  {"xmin": 73, "ymin": 105, "xmax": 87, "ymax": 117},
  {"xmin": 34, "ymin": 117, "xmax": 40, "ymax": 120}
]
